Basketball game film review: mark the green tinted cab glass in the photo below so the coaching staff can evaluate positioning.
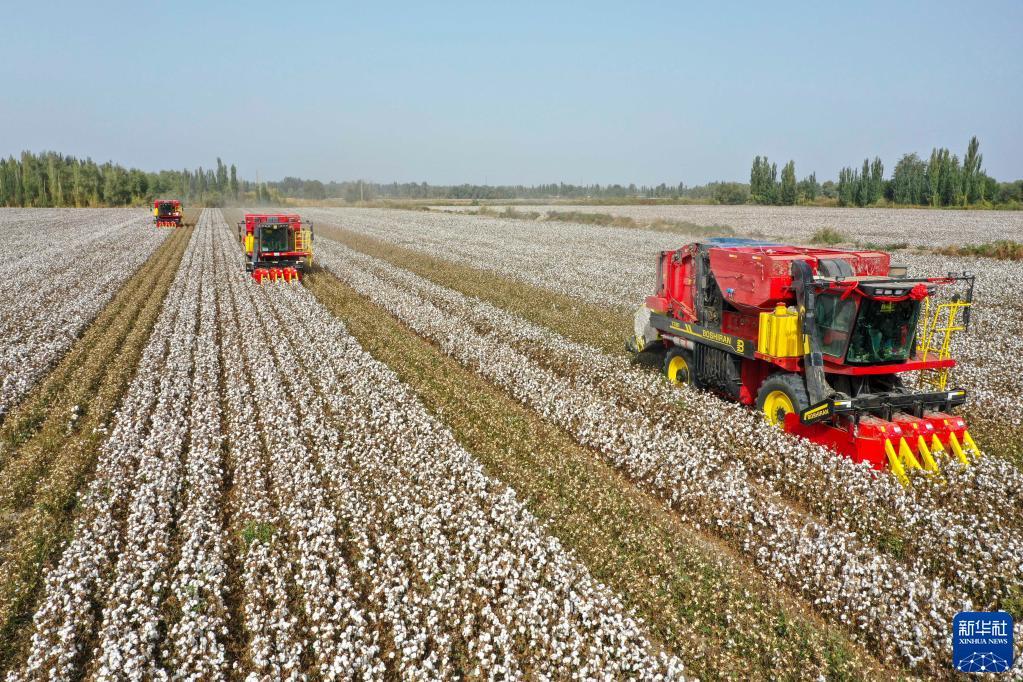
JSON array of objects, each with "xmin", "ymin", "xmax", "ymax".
[
  {"xmin": 814, "ymin": 293, "xmax": 857, "ymax": 359},
  {"xmin": 260, "ymin": 226, "xmax": 289, "ymax": 252},
  {"xmin": 846, "ymin": 298, "xmax": 920, "ymax": 364}
]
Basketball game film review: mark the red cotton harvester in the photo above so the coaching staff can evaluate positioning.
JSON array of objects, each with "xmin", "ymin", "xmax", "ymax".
[
  {"xmin": 627, "ymin": 238, "xmax": 979, "ymax": 485},
  {"xmin": 238, "ymin": 213, "xmax": 314, "ymax": 283},
  {"xmin": 153, "ymin": 199, "xmax": 182, "ymax": 227}
]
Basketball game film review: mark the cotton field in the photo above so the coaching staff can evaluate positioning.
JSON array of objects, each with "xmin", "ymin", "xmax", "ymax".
[
  {"xmin": 1, "ymin": 206, "xmax": 1021, "ymax": 680},
  {"xmin": 0, "ymin": 208, "xmax": 165, "ymax": 419},
  {"xmin": 303, "ymin": 207, "xmax": 1023, "ymax": 453},
  {"xmin": 432, "ymin": 203, "xmax": 1023, "ymax": 247}
]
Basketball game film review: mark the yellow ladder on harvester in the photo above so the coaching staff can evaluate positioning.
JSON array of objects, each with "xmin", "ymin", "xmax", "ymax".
[
  {"xmin": 916, "ymin": 298, "xmax": 971, "ymax": 390},
  {"xmin": 294, "ymin": 228, "xmax": 314, "ymax": 264}
]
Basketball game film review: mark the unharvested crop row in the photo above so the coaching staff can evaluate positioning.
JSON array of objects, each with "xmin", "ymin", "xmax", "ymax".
[
  {"xmin": 13, "ymin": 211, "xmax": 206, "ymax": 680},
  {"xmin": 0, "ymin": 225, "xmax": 191, "ymax": 672},
  {"xmin": 431, "ymin": 202, "xmax": 1023, "ymax": 247},
  {"xmin": 9, "ymin": 211, "xmax": 682, "ymax": 679},
  {"xmin": 217, "ymin": 214, "xmax": 682, "ymax": 678},
  {"xmin": 313, "ymin": 237, "xmax": 1013, "ymax": 673},
  {"xmin": 0, "ymin": 209, "xmax": 166, "ymax": 420}
]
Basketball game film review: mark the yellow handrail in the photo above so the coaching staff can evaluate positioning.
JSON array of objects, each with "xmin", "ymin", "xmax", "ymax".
[{"xmin": 916, "ymin": 298, "xmax": 970, "ymax": 390}]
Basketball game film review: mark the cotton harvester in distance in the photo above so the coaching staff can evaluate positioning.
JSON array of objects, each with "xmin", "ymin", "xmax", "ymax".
[
  {"xmin": 153, "ymin": 199, "xmax": 182, "ymax": 227},
  {"xmin": 627, "ymin": 238, "xmax": 979, "ymax": 484},
  {"xmin": 238, "ymin": 213, "xmax": 314, "ymax": 283}
]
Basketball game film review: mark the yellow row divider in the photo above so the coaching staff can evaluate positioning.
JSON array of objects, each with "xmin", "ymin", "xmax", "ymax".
[
  {"xmin": 948, "ymin": 432, "xmax": 970, "ymax": 465},
  {"xmin": 962, "ymin": 430, "xmax": 981, "ymax": 459},
  {"xmin": 916, "ymin": 435, "xmax": 940, "ymax": 473},
  {"xmin": 885, "ymin": 439, "xmax": 910, "ymax": 486}
]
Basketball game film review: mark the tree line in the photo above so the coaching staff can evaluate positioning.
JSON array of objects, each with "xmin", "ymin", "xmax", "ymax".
[
  {"xmin": 750, "ymin": 136, "xmax": 1021, "ymax": 208},
  {"xmin": 3, "ymin": 140, "xmax": 1021, "ymax": 209},
  {"xmin": 0, "ymin": 152, "xmax": 243, "ymax": 208}
]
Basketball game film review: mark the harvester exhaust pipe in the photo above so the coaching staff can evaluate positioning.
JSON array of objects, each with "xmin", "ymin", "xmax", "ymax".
[{"xmin": 790, "ymin": 260, "xmax": 832, "ymax": 405}]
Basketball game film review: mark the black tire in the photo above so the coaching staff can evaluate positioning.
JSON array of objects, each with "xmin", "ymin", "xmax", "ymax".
[
  {"xmin": 663, "ymin": 347, "xmax": 696, "ymax": 386},
  {"xmin": 755, "ymin": 373, "xmax": 810, "ymax": 426}
]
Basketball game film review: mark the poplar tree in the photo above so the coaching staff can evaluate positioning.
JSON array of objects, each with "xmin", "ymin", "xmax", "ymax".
[{"xmin": 779, "ymin": 161, "xmax": 797, "ymax": 205}]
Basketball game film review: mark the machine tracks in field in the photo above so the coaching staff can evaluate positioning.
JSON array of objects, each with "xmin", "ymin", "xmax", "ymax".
[
  {"xmin": 0, "ymin": 225, "xmax": 192, "ymax": 673},
  {"xmin": 305, "ymin": 269, "xmax": 891, "ymax": 680}
]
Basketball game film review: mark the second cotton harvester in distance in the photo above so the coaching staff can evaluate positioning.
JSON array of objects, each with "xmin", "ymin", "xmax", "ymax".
[
  {"xmin": 238, "ymin": 213, "xmax": 314, "ymax": 283},
  {"xmin": 628, "ymin": 238, "xmax": 980, "ymax": 484}
]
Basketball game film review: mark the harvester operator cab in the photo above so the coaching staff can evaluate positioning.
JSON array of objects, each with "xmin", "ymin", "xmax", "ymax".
[
  {"xmin": 157, "ymin": 201, "xmax": 177, "ymax": 216},
  {"xmin": 258, "ymin": 224, "xmax": 289, "ymax": 253},
  {"xmin": 813, "ymin": 293, "xmax": 921, "ymax": 364}
]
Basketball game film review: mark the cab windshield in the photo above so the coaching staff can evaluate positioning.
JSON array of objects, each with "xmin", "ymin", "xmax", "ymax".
[
  {"xmin": 814, "ymin": 294, "xmax": 856, "ymax": 358},
  {"xmin": 846, "ymin": 298, "xmax": 920, "ymax": 364},
  {"xmin": 260, "ymin": 226, "xmax": 289, "ymax": 253},
  {"xmin": 158, "ymin": 202, "xmax": 177, "ymax": 215},
  {"xmin": 814, "ymin": 294, "xmax": 921, "ymax": 364}
]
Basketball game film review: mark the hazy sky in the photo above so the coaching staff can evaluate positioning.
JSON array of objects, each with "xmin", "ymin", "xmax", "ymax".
[{"xmin": 2, "ymin": 0, "xmax": 1020, "ymax": 185}]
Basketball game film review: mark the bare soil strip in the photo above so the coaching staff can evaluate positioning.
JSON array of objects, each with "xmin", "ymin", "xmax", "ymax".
[
  {"xmin": 0, "ymin": 226, "xmax": 192, "ymax": 673},
  {"xmin": 305, "ymin": 269, "xmax": 892, "ymax": 680}
]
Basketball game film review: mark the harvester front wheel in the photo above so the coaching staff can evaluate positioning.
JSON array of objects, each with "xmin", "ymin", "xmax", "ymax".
[
  {"xmin": 756, "ymin": 374, "xmax": 809, "ymax": 427},
  {"xmin": 664, "ymin": 348, "xmax": 695, "ymax": 387}
]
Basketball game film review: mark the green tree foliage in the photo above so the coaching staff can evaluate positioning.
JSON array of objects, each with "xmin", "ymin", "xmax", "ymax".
[
  {"xmin": 891, "ymin": 153, "xmax": 927, "ymax": 204},
  {"xmin": 750, "ymin": 156, "xmax": 779, "ymax": 205},
  {"xmin": 779, "ymin": 160, "xmax": 797, "ymax": 205},
  {"xmin": 0, "ymin": 151, "xmax": 242, "ymax": 207},
  {"xmin": 962, "ymin": 135, "xmax": 983, "ymax": 203},
  {"xmin": 216, "ymin": 158, "xmax": 228, "ymax": 194},
  {"xmin": 836, "ymin": 157, "xmax": 883, "ymax": 207},
  {"xmin": 798, "ymin": 172, "xmax": 819, "ymax": 201},
  {"xmin": 712, "ymin": 182, "xmax": 749, "ymax": 205},
  {"xmin": 868, "ymin": 157, "xmax": 884, "ymax": 204}
]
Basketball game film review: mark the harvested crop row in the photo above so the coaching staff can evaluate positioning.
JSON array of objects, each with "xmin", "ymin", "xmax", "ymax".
[
  {"xmin": 319, "ymin": 239, "xmax": 1023, "ymax": 607},
  {"xmin": 313, "ymin": 237, "xmax": 983, "ymax": 673},
  {"xmin": 9, "ymin": 211, "xmax": 682, "ymax": 680},
  {"xmin": 0, "ymin": 208, "xmax": 166, "ymax": 420},
  {"xmin": 305, "ymin": 269, "xmax": 891, "ymax": 679},
  {"xmin": 0, "ymin": 224, "xmax": 191, "ymax": 672}
]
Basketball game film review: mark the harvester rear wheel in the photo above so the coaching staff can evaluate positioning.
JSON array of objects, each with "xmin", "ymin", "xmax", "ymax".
[
  {"xmin": 664, "ymin": 348, "xmax": 695, "ymax": 387},
  {"xmin": 756, "ymin": 373, "xmax": 809, "ymax": 427}
]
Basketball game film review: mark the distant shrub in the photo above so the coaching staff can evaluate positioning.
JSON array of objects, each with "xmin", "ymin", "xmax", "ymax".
[
  {"xmin": 241, "ymin": 521, "xmax": 275, "ymax": 547},
  {"xmin": 938, "ymin": 240, "xmax": 1023, "ymax": 260},
  {"xmin": 859, "ymin": 241, "xmax": 910, "ymax": 251},
  {"xmin": 545, "ymin": 210, "xmax": 626, "ymax": 227},
  {"xmin": 810, "ymin": 227, "xmax": 847, "ymax": 245}
]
